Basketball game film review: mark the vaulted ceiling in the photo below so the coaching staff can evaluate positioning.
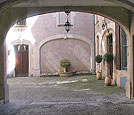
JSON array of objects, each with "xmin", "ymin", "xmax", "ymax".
[
  {"xmin": 0, "ymin": 0, "xmax": 134, "ymax": 11},
  {"xmin": 12, "ymin": 0, "xmax": 119, "ymax": 7},
  {"xmin": 0, "ymin": 0, "xmax": 134, "ymax": 14},
  {"xmin": 0, "ymin": 0, "xmax": 133, "ymax": 32}
]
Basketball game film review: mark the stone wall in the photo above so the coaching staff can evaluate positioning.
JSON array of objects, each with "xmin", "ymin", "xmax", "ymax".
[
  {"xmin": 31, "ymin": 12, "xmax": 95, "ymax": 75},
  {"xmin": 95, "ymin": 15, "xmax": 129, "ymax": 90},
  {"xmin": 31, "ymin": 12, "xmax": 94, "ymax": 44}
]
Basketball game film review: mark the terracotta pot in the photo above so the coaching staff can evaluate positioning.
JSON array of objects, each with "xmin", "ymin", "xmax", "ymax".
[
  {"xmin": 105, "ymin": 75, "xmax": 112, "ymax": 86},
  {"xmin": 96, "ymin": 72, "xmax": 102, "ymax": 80}
]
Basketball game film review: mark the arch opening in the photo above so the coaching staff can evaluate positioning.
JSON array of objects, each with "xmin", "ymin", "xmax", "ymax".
[
  {"xmin": 0, "ymin": 1, "xmax": 132, "ymax": 108},
  {"xmin": 4, "ymin": 11, "xmax": 127, "ymax": 105}
]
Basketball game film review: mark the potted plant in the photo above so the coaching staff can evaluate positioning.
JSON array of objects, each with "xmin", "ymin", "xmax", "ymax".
[
  {"xmin": 60, "ymin": 61, "xmax": 71, "ymax": 72},
  {"xmin": 103, "ymin": 52, "xmax": 114, "ymax": 86},
  {"xmin": 95, "ymin": 55, "xmax": 103, "ymax": 80},
  {"xmin": 59, "ymin": 60, "xmax": 73, "ymax": 77}
]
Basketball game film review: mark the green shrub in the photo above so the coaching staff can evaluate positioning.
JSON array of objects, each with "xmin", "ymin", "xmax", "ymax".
[
  {"xmin": 60, "ymin": 62, "xmax": 71, "ymax": 68},
  {"xmin": 103, "ymin": 52, "xmax": 114, "ymax": 63},
  {"xmin": 95, "ymin": 55, "xmax": 102, "ymax": 63}
]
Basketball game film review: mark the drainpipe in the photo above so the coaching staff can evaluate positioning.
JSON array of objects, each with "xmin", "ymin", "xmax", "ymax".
[{"xmin": 93, "ymin": 14, "xmax": 96, "ymax": 74}]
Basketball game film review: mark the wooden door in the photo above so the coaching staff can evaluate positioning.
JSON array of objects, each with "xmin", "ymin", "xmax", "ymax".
[
  {"xmin": 15, "ymin": 45, "xmax": 29, "ymax": 77},
  {"xmin": 115, "ymin": 24, "xmax": 121, "ymax": 70},
  {"xmin": 107, "ymin": 34, "xmax": 113, "ymax": 76}
]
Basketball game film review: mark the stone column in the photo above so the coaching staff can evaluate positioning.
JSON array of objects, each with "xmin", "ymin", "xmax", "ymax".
[
  {"xmin": 126, "ymin": 14, "xmax": 134, "ymax": 99},
  {"xmin": 126, "ymin": 32, "xmax": 132, "ymax": 98},
  {"xmin": 0, "ymin": 41, "xmax": 9, "ymax": 103},
  {"xmin": 112, "ymin": 29, "xmax": 117, "ymax": 85},
  {"xmin": 0, "ymin": 9, "xmax": 11, "ymax": 103},
  {"xmin": 33, "ymin": 45, "xmax": 40, "ymax": 76}
]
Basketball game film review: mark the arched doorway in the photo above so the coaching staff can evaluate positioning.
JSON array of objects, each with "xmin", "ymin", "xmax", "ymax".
[{"xmin": 107, "ymin": 33, "xmax": 113, "ymax": 76}]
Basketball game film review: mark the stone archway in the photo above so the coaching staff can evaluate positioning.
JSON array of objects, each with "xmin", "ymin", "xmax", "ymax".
[
  {"xmin": 101, "ymin": 28, "xmax": 115, "ymax": 54},
  {"xmin": 32, "ymin": 34, "xmax": 94, "ymax": 76},
  {"xmin": 40, "ymin": 38, "xmax": 92, "ymax": 75},
  {"xmin": 0, "ymin": 0, "xmax": 134, "ymax": 103}
]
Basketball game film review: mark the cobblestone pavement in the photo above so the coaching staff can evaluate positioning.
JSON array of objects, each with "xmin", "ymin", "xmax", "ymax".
[{"xmin": 0, "ymin": 75, "xmax": 134, "ymax": 115}]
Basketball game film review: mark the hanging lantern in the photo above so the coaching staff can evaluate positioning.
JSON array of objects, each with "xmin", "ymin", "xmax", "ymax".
[
  {"xmin": 64, "ymin": 20, "xmax": 71, "ymax": 32},
  {"xmin": 102, "ymin": 18, "xmax": 107, "ymax": 30},
  {"xmin": 64, "ymin": 10, "xmax": 72, "ymax": 33}
]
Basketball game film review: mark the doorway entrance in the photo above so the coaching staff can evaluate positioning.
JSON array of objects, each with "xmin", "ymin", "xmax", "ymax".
[
  {"xmin": 107, "ymin": 34, "xmax": 113, "ymax": 76},
  {"xmin": 14, "ymin": 44, "xmax": 29, "ymax": 77}
]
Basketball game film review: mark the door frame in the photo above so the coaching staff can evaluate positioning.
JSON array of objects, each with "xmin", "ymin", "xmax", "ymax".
[
  {"xmin": 11, "ymin": 39, "xmax": 32, "ymax": 77},
  {"xmin": 14, "ymin": 44, "xmax": 29, "ymax": 77},
  {"xmin": 107, "ymin": 33, "xmax": 113, "ymax": 76}
]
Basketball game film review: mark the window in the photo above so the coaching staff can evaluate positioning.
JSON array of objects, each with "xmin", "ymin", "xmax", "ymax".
[
  {"xmin": 115, "ymin": 24, "xmax": 127, "ymax": 70},
  {"xmin": 14, "ymin": 44, "xmax": 28, "ymax": 52},
  {"xmin": 107, "ymin": 34, "xmax": 113, "ymax": 53},
  {"xmin": 96, "ymin": 35, "xmax": 99, "ymax": 55},
  {"xmin": 55, "ymin": 12, "xmax": 75, "ymax": 27},
  {"xmin": 121, "ymin": 28, "xmax": 127, "ymax": 70},
  {"xmin": 57, "ymin": 12, "xmax": 71, "ymax": 27},
  {"xmin": 17, "ymin": 19, "xmax": 26, "ymax": 25}
]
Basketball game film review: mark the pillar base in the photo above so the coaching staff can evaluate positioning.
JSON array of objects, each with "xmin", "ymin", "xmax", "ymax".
[
  {"xmin": 126, "ymin": 81, "xmax": 132, "ymax": 99},
  {"xmin": 0, "ymin": 84, "xmax": 9, "ymax": 104},
  {"xmin": 33, "ymin": 69, "xmax": 40, "ymax": 77},
  {"xmin": 4, "ymin": 84, "xmax": 9, "ymax": 103}
]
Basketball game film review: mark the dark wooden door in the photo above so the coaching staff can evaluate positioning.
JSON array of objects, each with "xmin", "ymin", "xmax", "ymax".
[
  {"xmin": 15, "ymin": 45, "xmax": 29, "ymax": 77},
  {"xmin": 107, "ymin": 34, "xmax": 113, "ymax": 76}
]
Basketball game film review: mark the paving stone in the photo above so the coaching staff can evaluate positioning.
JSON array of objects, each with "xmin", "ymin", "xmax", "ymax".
[{"xmin": 0, "ymin": 75, "xmax": 134, "ymax": 115}]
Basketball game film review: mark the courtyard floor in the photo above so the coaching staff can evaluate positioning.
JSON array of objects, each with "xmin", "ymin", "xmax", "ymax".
[{"xmin": 0, "ymin": 75, "xmax": 134, "ymax": 115}]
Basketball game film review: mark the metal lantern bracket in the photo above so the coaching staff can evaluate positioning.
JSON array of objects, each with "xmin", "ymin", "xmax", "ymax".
[
  {"xmin": 102, "ymin": 18, "xmax": 109, "ymax": 33},
  {"xmin": 64, "ymin": 10, "xmax": 72, "ymax": 33}
]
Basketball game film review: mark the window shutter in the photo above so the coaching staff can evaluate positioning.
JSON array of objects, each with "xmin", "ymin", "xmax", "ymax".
[
  {"xmin": 121, "ymin": 28, "xmax": 127, "ymax": 70},
  {"xmin": 115, "ymin": 24, "xmax": 121, "ymax": 70}
]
